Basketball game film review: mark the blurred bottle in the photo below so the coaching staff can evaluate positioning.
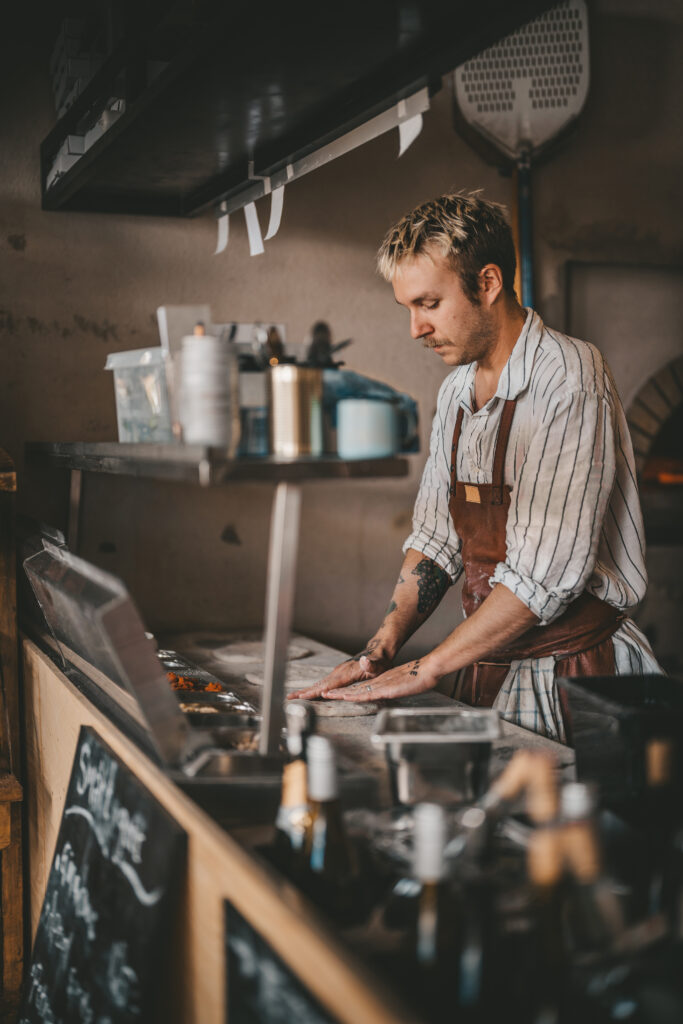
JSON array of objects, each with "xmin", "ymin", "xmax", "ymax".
[
  {"xmin": 455, "ymin": 807, "xmax": 499, "ymax": 1019},
  {"xmin": 303, "ymin": 736, "xmax": 365, "ymax": 925},
  {"xmin": 561, "ymin": 782, "xmax": 625, "ymax": 956},
  {"xmin": 273, "ymin": 703, "xmax": 315, "ymax": 870},
  {"xmin": 410, "ymin": 803, "xmax": 461, "ymax": 1020},
  {"xmin": 645, "ymin": 738, "xmax": 683, "ymax": 939},
  {"xmin": 527, "ymin": 822, "xmax": 567, "ymax": 1024}
]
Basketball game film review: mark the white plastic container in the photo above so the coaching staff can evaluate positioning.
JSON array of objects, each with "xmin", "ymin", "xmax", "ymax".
[
  {"xmin": 179, "ymin": 332, "xmax": 240, "ymax": 450},
  {"xmin": 104, "ymin": 347, "xmax": 173, "ymax": 443},
  {"xmin": 336, "ymin": 398, "xmax": 398, "ymax": 459}
]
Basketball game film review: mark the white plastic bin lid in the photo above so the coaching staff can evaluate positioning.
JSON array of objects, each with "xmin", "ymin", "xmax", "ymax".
[{"xmin": 104, "ymin": 346, "xmax": 165, "ymax": 370}]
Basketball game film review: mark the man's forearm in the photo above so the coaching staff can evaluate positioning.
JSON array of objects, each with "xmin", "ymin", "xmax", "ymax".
[
  {"xmin": 368, "ymin": 549, "xmax": 451, "ymax": 660},
  {"xmin": 425, "ymin": 583, "xmax": 538, "ymax": 676}
]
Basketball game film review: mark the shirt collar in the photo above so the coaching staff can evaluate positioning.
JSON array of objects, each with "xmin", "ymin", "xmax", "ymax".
[
  {"xmin": 494, "ymin": 308, "xmax": 544, "ymax": 401},
  {"xmin": 457, "ymin": 308, "xmax": 544, "ymax": 411}
]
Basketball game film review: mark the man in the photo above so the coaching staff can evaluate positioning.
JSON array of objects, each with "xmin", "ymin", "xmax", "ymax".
[{"xmin": 291, "ymin": 191, "xmax": 661, "ymax": 742}]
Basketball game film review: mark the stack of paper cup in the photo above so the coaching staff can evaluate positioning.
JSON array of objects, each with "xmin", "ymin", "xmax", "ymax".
[{"xmin": 179, "ymin": 332, "xmax": 240, "ymax": 451}]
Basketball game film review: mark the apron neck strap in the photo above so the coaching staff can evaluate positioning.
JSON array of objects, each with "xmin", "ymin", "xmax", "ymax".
[
  {"xmin": 492, "ymin": 399, "xmax": 516, "ymax": 504},
  {"xmin": 450, "ymin": 406, "xmax": 466, "ymax": 490}
]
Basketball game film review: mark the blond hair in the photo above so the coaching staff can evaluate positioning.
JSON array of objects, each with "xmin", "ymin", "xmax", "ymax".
[{"xmin": 376, "ymin": 190, "xmax": 517, "ymax": 302}]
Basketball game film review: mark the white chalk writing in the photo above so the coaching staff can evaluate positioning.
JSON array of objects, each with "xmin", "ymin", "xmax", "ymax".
[
  {"xmin": 68, "ymin": 739, "xmax": 162, "ymax": 906},
  {"xmin": 66, "ymin": 965, "xmax": 94, "ymax": 1024},
  {"xmin": 107, "ymin": 941, "xmax": 140, "ymax": 1012},
  {"xmin": 43, "ymin": 890, "xmax": 75, "ymax": 971},
  {"xmin": 26, "ymin": 963, "xmax": 57, "ymax": 1024},
  {"xmin": 53, "ymin": 842, "xmax": 98, "ymax": 941}
]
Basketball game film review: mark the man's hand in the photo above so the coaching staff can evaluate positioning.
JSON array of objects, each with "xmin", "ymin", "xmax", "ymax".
[
  {"xmin": 314, "ymin": 585, "xmax": 539, "ymax": 704},
  {"xmin": 288, "ymin": 549, "xmax": 451, "ymax": 702},
  {"xmin": 287, "ymin": 644, "xmax": 393, "ymax": 700},
  {"xmin": 324, "ymin": 657, "xmax": 439, "ymax": 702}
]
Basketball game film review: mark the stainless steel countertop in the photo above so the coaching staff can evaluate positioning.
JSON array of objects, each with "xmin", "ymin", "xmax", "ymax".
[{"xmin": 162, "ymin": 629, "xmax": 576, "ymax": 804}]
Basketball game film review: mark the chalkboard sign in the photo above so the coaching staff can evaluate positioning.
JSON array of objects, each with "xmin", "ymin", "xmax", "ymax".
[
  {"xmin": 20, "ymin": 726, "xmax": 185, "ymax": 1024},
  {"xmin": 225, "ymin": 900, "xmax": 336, "ymax": 1024}
]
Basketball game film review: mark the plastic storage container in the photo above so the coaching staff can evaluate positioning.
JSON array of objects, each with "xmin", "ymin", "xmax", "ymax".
[{"xmin": 105, "ymin": 347, "xmax": 173, "ymax": 443}]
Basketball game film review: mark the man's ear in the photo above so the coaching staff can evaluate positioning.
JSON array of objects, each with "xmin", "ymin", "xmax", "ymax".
[{"xmin": 478, "ymin": 264, "xmax": 504, "ymax": 306}]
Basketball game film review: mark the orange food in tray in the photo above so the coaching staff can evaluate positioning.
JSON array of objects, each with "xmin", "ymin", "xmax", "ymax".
[{"xmin": 166, "ymin": 671, "xmax": 222, "ymax": 693}]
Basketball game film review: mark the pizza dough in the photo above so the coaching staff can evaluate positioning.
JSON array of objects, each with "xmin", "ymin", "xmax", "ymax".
[
  {"xmin": 170, "ymin": 632, "xmax": 311, "ymax": 664},
  {"xmin": 246, "ymin": 666, "xmax": 382, "ymax": 716},
  {"xmin": 211, "ymin": 640, "xmax": 311, "ymax": 664},
  {"xmin": 245, "ymin": 663, "xmax": 329, "ymax": 690},
  {"xmin": 286, "ymin": 697, "xmax": 381, "ymax": 717}
]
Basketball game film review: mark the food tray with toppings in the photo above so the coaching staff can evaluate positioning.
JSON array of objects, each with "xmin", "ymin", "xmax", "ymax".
[{"xmin": 157, "ymin": 648, "xmax": 256, "ymax": 717}]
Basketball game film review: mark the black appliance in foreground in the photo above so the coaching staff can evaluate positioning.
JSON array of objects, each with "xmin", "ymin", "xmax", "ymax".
[{"xmin": 559, "ymin": 674, "xmax": 683, "ymax": 830}]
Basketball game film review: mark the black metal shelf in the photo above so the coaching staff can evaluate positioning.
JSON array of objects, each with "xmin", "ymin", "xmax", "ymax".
[
  {"xmin": 25, "ymin": 442, "xmax": 409, "ymax": 487},
  {"xmin": 40, "ymin": 0, "xmax": 552, "ymax": 217}
]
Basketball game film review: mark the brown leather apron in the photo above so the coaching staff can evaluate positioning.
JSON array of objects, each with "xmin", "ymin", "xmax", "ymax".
[{"xmin": 449, "ymin": 398, "xmax": 624, "ymax": 739}]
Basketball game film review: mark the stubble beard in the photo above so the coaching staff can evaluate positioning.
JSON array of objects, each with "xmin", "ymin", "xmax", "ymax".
[{"xmin": 425, "ymin": 305, "xmax": 497, "ymax": 366}]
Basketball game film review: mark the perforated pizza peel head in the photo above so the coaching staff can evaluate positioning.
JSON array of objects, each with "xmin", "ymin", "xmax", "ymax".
[{"xmin": 453, "ymin": 0, "xmax": 590, "ymax": 305}]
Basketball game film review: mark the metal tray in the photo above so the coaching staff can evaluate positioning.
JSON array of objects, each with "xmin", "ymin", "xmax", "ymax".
[
  {"xmin": 372, "ymin": 707, "xmax": 501, "ymax": 745},
  {"xmin": 175, "ymin": 691, "xmax": 256, "ymax": 713},
  {"xmin": 372, "ymin": 707, "xmax": 501, "ymax": 806}
]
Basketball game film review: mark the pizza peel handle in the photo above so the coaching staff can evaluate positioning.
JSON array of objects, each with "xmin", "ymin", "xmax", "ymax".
[{"xmin": 453, "ymin": 0, "xmax": 590, "ymax": 306}]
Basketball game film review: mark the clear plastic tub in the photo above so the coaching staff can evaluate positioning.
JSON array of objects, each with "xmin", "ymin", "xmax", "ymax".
[{"xmin": 105, "ymin": 347, "xmax": 173, "ymax": 442}]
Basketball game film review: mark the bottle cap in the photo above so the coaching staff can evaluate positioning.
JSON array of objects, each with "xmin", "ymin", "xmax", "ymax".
[
  {"xmin": 285, "ymin": 702, "xmax": 312, "ymax": 758},
  {"xmin": 413, "ymin": 803, "xmax": 447, "ymax": 882},
  {"xmin": 306, "ymin": 736, "xmax": 339, "ymax": 801},
  {"xmin": 560, "ymin": 782, "xmax": 597, "ymax": 821}
]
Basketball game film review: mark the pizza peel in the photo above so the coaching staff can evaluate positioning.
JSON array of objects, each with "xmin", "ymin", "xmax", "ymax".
[{"xmin": 452, "ymin": 0, "xmax": 590, "ymax": 306}]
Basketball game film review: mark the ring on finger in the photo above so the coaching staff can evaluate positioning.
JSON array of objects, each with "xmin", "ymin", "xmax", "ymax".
[{"xmin": 365, "ymin": 684, "xmax": 372, "ymax": 694}]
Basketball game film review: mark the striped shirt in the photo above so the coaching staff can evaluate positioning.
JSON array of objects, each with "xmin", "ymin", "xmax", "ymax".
[{"xmin": 404, "ymin": 309, "xmax": 662, "ymax": 741}]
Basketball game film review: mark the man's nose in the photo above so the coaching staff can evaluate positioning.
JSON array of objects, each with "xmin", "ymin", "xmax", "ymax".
[{"xmin": 410, "ymin": 310, "xmax": 431, "ymax": 340}]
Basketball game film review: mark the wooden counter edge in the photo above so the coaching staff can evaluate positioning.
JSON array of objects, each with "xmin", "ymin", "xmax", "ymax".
[{"xmin": 22, "ymin": 638, "xmax": 418, "ymax": 1024}]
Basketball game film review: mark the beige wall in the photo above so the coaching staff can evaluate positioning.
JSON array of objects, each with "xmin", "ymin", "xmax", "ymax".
[{"xmin": 1, "ymin": 3, "xmax": 682, "ymax": 659}]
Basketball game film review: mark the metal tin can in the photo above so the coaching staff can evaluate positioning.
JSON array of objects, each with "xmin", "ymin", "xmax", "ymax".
[{"xmin": 268, "ymin": 365, "xmax": 323, "ymax": 458}]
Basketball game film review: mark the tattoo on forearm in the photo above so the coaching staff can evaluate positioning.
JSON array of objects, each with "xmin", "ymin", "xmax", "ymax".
[
  {"xmin": 384, "ymin": 599, "xmax": 397, "ymax": 616},
  {"xmin": 409, "ymin": 659, "xmax": 421, "ymax": 677},
  {"xmin": 398, "ymin": 573, "xmax": 406, "ymax": 585},
  {"xmin": 411, "ymin": 558, "xmax": 450, "ymax": 615},
  {"xmin": 352, "ymin": 638, "xmax": 380, "ymax": 663}
]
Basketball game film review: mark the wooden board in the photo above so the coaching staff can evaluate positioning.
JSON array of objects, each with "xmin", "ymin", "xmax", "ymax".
[{"xmin": 20, "ymin": 726, "xmax": 186, "ymax": 1023}]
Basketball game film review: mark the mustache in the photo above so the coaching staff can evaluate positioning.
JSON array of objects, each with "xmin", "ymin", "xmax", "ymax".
[{"xmin": 422, "ymin": 339, "xmax": 451, "ymax": 349}]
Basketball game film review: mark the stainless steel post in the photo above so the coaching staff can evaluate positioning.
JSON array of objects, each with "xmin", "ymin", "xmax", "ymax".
[
  {"xmin": 67, "ymin": 469, "xmax": 83, "ymax": 552},
  {"xmin": 259, "ymin": 482, "xmax": 302, "ymax": 756}
]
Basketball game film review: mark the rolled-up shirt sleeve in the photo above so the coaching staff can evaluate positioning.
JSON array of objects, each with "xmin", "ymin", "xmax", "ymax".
[
  {"xmin": 491, "ymin": 389, "xmax": 617, "ymax": 624},
  {"xmin": 402, "ymin": 385, "xmax": 464, "ymax": 584}
]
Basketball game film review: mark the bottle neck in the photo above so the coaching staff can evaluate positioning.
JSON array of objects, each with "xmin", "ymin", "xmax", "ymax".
[
  {"xmin": 279, "ymin": 759, "xmax": 308, "ymax": 810},
  {"xmin": 416, "ymin": 882, "xmax": 441, "ymax": 965}
]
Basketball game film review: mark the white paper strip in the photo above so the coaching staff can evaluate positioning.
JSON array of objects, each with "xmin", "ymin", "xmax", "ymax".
[
  {"xmin": 264, "ymin": 186, "xmax": 285, "ymax": 240},
  {"xmin": 214, "ymin": 212, "xmax": 229, "ymax": 254},
  {"xmin": 398, "ymin": 112, "xmax": 423, "ymax": 156},
  {"xmin": 244, "ymin": 202, "xmax": 265, "ymax": 256}
]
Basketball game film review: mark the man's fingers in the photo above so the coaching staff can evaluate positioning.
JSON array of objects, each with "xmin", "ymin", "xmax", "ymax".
[
  {"xmin": 326, "ymin": 663, "xmax": 436, "ymax": 702},
  {"xmin": 285, "ymin": 654, "xmax": 393, "ymax": 701},
  {"xmin": 287, "ymin": 661, "xmax": 361, "ymax": 700}
]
